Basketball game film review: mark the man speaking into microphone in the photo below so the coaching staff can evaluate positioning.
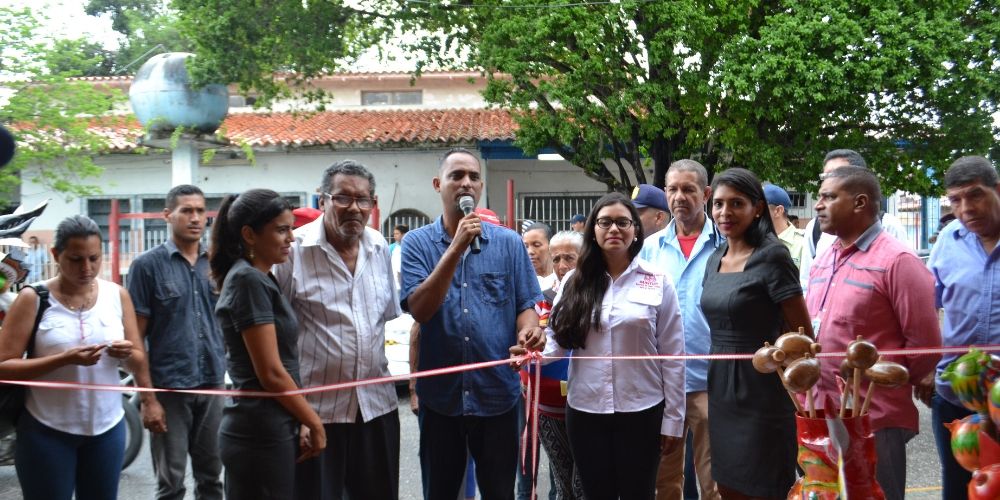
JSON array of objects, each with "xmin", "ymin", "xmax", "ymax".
[{"xmin": 401, "ymin": 147, "xmax": 545, "ymax": 499}]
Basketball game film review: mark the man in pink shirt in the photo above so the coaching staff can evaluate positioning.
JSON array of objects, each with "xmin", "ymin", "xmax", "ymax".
[{"xmin": 806, "ymin": 166, "xmax": 940, "ymax": 500}]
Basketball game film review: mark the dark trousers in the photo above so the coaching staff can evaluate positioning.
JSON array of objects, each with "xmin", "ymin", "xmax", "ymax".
[
  {"xmin": 150, "ymin": 390, "xmax": 224, "ymax": 500},
  {"xmin": 419, "ymin": 406, "xmax": 519, "ymax": 500},
  {"xmin": 220, "ymin": 432, "xmax": 297, "ymax": 500},
  {"xmin": 294, "ymin": 410, "xmax": 401, "ymax": 500},
  {"xmin": 566, "ymin": 402, "xmax": 664, "ymax": 500},
  {"xmin": 15, "ymin": 412, "xmax": 125, "ymax": 500},
  {"xmin": 932, "ymin": 394, "xmax": 973, "ymax": 500}
]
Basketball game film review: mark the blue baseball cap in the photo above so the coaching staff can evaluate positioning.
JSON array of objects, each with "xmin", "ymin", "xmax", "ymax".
[
  {"xmin": 631, "ymin": 184, "xmax": 668, "ymax": 212},
  {"xmin": 569, "ymin": 214, "xmax": 586, "ymax": 224},
  {"xmin": 763, "ymin": 183, "xmax": 792, "ymax": 210}
]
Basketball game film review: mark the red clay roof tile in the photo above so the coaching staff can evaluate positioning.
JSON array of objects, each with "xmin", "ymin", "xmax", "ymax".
[{"xmin": 92, "ymin": 108, "xmax": 517, "ymax": 152}]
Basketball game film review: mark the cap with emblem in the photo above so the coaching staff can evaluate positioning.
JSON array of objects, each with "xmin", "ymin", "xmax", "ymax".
[{"xmin": 631, "ymin": 184, "xmax": 668, "ymax": 212}]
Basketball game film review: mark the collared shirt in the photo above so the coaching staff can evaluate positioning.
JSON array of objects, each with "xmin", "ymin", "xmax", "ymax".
[
  {"xmin": 929, "ymin": 219, "xmax": 1000, "ymax": 407},
  {"xmin": 401, "ymin": 216, "xmax": 542, "ymax": 417},
  {"xmin": 542, "ymin": 259, "xmax": 686, "ymax": 436},
  {"xmin": 274, "ymin": 218, "xmax": 401, "ymax": 424},
  {"xmin": 777, "ymin": 224, "xmax": 811, "ymax": 292},
  {"xmin": 127, "ymin": 239, "xmax": 225, "ymax": 389},
  {"xmin": 804, "ymin": 212, "xmax": 911, "ymax": 295},
  {"xmin": 806, "ymin": 223, "xmax": 941, "ymax": 433},
  {"xmin": 639, "ymin": 214, "xmax": 721, "ymax": 393},
  {"xmin": 24, "ymin": 247, "xmax": 48, "ymax": 282}
]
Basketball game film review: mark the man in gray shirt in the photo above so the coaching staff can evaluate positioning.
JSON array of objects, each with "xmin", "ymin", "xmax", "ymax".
[{"xmin": 127, "ymin": 184, "xmax": 226, "ymax": 500}]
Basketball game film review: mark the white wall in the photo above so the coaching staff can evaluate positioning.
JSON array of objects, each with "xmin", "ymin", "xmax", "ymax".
[
  {"xmin": 21, "ymin": 147, "xmax": 619, "ymax": 240},
  {"xmin": 21, "ymin": 148, "xmax": 459, "ymax": 236}
]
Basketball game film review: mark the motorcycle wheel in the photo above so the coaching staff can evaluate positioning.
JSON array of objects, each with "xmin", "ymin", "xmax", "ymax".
[{"xmin": 121, "ymin": 396, "xmax": 143, "ymax": 470}]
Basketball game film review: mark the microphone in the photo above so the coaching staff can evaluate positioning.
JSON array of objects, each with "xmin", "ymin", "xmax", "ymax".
[{"xmin": 458, "ymin": 195, "xmax": 481, "ymax": 254}]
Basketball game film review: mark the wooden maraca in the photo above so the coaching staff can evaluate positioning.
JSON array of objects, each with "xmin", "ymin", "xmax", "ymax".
[
  {"xmin": 860, "ymin": 358, "xmax": 909, "ymax": 415},
  {"xmin": 774, "ymin": 328, "xmax": 821, "ymax": 367},
  {"xmin": 753, "ymin": 343, "xmax": 802, "ymax": 413},
  {"xmin": 783, "ymin": 354, "xmax": 821, "ymax": 417},
  {"xmin": 846, "ymin": 336, "xmax": 879, "ymax": 417}
]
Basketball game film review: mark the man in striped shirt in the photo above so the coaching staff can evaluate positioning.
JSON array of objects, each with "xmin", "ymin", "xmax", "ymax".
[{"xmin": 274, "ymin": 160, "xmax": 402, "ymax": 500}]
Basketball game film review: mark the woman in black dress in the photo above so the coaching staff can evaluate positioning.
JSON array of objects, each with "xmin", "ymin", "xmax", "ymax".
[
  {"xmin": 701, "ymin": 169, "xmax": 812, "ymax": 499},
  {"xmin": 210, "ymin": 189, "xmax": 326, "ymax": 499}
]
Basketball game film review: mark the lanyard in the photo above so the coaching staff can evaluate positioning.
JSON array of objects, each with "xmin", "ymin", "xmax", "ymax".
[{"xmin": 817, "ymin": 245, "xmax": 857, "ymax": 314}]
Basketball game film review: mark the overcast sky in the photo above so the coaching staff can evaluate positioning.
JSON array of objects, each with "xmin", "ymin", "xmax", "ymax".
[{"xmin": 10, "ymin": 0, "xmax": 120, "ymax": 48}]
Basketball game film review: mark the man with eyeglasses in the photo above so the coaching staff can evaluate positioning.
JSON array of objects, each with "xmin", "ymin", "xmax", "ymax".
[
  {"xmin": 401, "ymin": 147, "xmax": 544, "ymax": 499},
  {"xmin": 274, "ymin": 160, "xmax": 402, "ymax": 499}
]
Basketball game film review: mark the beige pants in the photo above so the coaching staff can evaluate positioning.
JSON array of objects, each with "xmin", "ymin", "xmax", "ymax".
[{"xmin": 656, "ymin": 391, "xmax": 720, "ymax": 500}]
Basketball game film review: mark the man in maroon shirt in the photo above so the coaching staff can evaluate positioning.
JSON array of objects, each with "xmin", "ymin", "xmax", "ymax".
[{"xmin": 806, "ymin": 166, "xmax": 940, "ymax": 500}]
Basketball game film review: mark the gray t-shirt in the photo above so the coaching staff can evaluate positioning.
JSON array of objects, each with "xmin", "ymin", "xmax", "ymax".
[{"xmin": 215, "ymin": 259, "xmax": 300, "ymax": 441}]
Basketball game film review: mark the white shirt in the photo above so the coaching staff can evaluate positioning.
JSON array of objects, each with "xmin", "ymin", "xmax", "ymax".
[
  {"xmin": 28, "ymin": 279, "xmax": 125, "ymax": 435},
  {"xmin": 274, "ymin": 218, "xmax": 401, "ymax": 423},
  {"xmin": 537, "ymin": 273, "xmax": 556, "ymax": 292},
  {"xmin": 803, "ymin": 212, "xmax": 910, "ymax": 293},
  {"xmin": 542, "ymin": 258, "xmax": 686, "ymax": 436}
]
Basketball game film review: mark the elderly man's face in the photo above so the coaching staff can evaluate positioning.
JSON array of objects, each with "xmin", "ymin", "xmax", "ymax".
[
  {"xmin": 323, "ymin": 173, "xmax": 373, "ymax": 244},
  {"xmin": 947, "ymin": 181, "xmax": 1000, "ymax": 239}
]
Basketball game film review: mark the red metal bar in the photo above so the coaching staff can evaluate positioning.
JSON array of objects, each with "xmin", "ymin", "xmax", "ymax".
[
  {"xmin": 371, "ymin": 204, "xmax": 380, "ymax": 230},
  {"xmin": 506, "ymin": 179, "xmax": 515, "ymax": 230},
  {"xmin": 109, "ymin": 199, "xmax": 120, "ymax": 285}
]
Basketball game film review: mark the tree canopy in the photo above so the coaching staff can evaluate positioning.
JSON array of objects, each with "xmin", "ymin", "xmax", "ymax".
[
  {"xmin": 0, "ymin": 6, "xmax": 124, "ymax": 201},
  {"xmin": 174, "ymin": 1, "xmax": 999, "ymax": 194}
]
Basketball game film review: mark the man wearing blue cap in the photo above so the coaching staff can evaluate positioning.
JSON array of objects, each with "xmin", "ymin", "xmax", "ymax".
[
  {"xmin": 569, "ymin": 214, "xmax": 586, "ymax": 233},
  {"xmin": 764, "ymin": 183, "xmax": 811, "ymax": 291},
  {"xmin": 632, "ymin": 184, "xmax": 670, "ymax": 237}
]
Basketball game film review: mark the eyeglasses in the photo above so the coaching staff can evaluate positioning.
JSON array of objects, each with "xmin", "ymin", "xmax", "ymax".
[
  {"xmin": 595, "ymin": 218, "xmax": 635, "ymax": 229},
  {"xmin": 323, "ymin": 193, "xmax": 374, "ymax": 209}
]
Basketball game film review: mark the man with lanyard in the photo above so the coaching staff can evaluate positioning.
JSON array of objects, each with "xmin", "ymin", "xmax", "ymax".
[
  {"xmin": 802, "ymin": 149, "xmax": 911, "ymax": 292},
  {"xmin": 924, "ymin": 156, "xmax": 1000, "ymax": 499},
  {"xmin": 641, "ymin": 159, "xmax": 721, "ymax": 500},
  {"xmin": 401, "ymin": 148, "xmax": 544, "ymax": 499},
  {"xmin": 127, "ymin": 184, "xmax": 223, "ymax": 500},
  {"xmin": 805, "ymin": 166, "xmax": 940, "ymax": 500},
  {"xmin": 274, "ymin": 160, "xmax": 402, "ymax": 499}
]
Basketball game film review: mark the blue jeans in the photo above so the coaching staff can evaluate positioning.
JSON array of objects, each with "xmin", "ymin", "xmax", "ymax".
[
  {"xmin": 15, "ymin": 411, "xmax": 126, "ymax": 500},
  {"xmin": 932, "ymin": 394, "xmax": 973, "ymax": 500}
]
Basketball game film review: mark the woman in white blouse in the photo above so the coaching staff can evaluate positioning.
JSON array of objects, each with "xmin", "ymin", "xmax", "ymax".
[{"xmin": 517, "ymin": 192, "xmax": 685, "ymax": 499}]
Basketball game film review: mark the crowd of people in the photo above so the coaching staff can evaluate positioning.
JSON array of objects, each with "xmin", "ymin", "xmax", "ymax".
[{"xmin": 0, "ymin": 143, "xmax": 996, "ymax": 500}]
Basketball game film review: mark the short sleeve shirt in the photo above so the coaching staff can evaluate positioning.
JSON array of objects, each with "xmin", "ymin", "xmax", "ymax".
[
  {"xmin": 400, "ymin": 217, "xmax": 542, "ymax": 417},
  {"xmin": 215, "ymin": 259, "xmax": 301, "ymax": 441},
  {"xmin": 127, "ymin": 240, "xmax": 225, "ymax": 389}
]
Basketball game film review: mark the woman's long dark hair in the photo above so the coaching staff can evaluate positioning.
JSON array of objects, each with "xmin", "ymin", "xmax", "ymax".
[
  {"xmin": 209, "ymin": 189, "xmax": 293, "ymax": 290},
  {"xmin": 710, "ymin": 168, "xmax": 775, "ymax": 248},
  {"xmin": 550, "ymin": 192, "xmax": 644, "ymax": 349}
]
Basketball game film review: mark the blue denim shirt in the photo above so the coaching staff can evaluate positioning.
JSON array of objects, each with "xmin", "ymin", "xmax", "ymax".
[
  {"xmin": 127, "ymin": 240, "xmax": 226, "ymax": 389},
  {"xmin": 639, "ymin": 215, "xmax": 722, "ymax": 393},
  {"xmin": 401, "ymin": 217, "xmax": 542, "ymax": 416},
  {"xmin": 928, "ymin": 219, "xmax": 1000, "ymax": 407}
]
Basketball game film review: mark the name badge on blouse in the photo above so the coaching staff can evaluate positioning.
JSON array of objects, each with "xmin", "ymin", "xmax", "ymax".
[{"xmin": 626, "ymin": 272, "xmax": 663, "ymax": 305}]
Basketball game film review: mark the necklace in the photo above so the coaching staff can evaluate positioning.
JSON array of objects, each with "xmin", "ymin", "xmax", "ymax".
[{"xmin": 57, "ymin": 281, "xmax": 97, "ymax": 312}]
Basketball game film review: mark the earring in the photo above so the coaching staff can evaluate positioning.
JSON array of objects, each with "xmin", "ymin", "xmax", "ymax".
[{"xmin": 248, "ymin": 248, "xmax": 255, "ymax": 260}]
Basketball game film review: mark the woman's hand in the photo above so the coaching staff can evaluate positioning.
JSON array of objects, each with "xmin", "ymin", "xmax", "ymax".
[
  {"xmin": 63, "ymin": 344, "xmax": 107, "ymax": 366},
  {"xmin": 297, "ymin": 423, "xmax": 327, "ymax": 463},
  {"xmin": 105, "ymin": 339, "xmax": 133, "ymax": 359}
]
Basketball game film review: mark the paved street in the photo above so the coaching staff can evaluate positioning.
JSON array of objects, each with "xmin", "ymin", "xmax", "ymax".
[{"xmin": 0, "ymin": 394, "xmax": 942, "ymax": 499}]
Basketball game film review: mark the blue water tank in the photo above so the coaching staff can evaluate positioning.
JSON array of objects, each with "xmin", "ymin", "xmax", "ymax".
[{"xmin": 129, "ymin": 53, "xmax": 228, "ymax": 134}]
